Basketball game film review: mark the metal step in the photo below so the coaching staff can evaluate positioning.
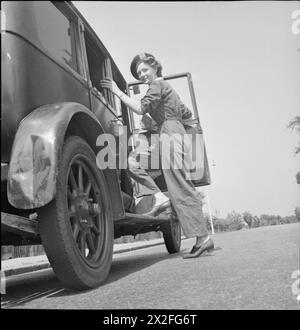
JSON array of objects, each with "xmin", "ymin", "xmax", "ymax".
[
  {"xmin": 116, "ymin": 212, "xmax": 171, "ymax": 225},
  {"xmin": 1, "ymin": 212, "xmax": 39, "ymax": 236}
]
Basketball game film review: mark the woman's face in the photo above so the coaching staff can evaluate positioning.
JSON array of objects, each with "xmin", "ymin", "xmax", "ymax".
[{"xmin": 136, "ymin": 62, "xmax": 158, "ymax": 84}]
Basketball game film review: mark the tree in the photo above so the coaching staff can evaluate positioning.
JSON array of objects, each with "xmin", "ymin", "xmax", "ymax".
[
  {"xmin": 287, "ymin": 116, "xmax": 300, "ymax": 219},
  {"xmin": 296, "ymin": 172, "xmax": 300, "ymax": 185},
  {"xmin": 212, "ymin": 216, "xmax": 228, "ymax": 232},
  {"xmin": 242, "ymin": 211, "xmax": 255, "ymax": 228},
  {"xmin": 226, "ymin": 211, "xmax": 247, "ymax": 230},
  {"xmin": 252, "ymin": 215, "xmax": 260, "ymax": 228},
  {"xmin": 287, "ymin": 115, "xmax": 300, "ymax": 154},
  {"xmin": 259, "ymin": 214, "xmax": 282, "ymax": 226},
  {"xmin": 295, "ymin": 207, "xmax": 300, "ymax": 222},
  {"xmin": 280, "ymin": 215, "xmax": 298, "ymax": 224}
]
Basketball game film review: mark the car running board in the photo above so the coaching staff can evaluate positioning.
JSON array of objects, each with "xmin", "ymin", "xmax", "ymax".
[
  {"xmin": 1, "ymin": 212, "xmax": 39, "ymax": 236},
  {"xmin": 121, "ymin": 212, "xmax": 171, "ymax": 224}
]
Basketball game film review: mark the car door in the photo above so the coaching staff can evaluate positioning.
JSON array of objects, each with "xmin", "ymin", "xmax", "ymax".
[{"xmin": 127, "ymin": 72, "xmax": 211, "ymax": 194}]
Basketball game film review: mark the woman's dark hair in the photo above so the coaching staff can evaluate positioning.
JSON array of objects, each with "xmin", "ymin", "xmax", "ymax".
[{"xmin": 130, "ymin": 53, "xmax": 163, "ymax": 80}]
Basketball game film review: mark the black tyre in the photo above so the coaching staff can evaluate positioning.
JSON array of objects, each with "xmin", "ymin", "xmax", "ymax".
[
  {"xmin": 162, "ymin": 212, "xmax": 181, "ymax": 254},
  {"xmin": 39, "ymin": 136, "xmax": 113, "ymax": 290}
]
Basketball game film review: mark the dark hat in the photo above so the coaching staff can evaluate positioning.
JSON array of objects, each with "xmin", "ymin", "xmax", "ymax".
[
  {"xmin": 130, "ymin": 53, "xmax": 159, "ymax": 80},
  {"xmin": 130, "ymin": 54, "xmax": 145, "ymax": 80}
]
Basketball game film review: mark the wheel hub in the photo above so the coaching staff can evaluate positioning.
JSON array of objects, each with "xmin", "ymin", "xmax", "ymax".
[
  {"xmin": 78, "ymin": 199, "xmax": 90, "ymax": 219},
  {"xmin": 73, "ymin": 194, "xmax": 100, "ymax": 230}
]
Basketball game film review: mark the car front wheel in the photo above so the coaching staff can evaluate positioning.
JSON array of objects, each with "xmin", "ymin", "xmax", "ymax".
[{"xmin": 39, "ymin": 136, "xmax": 114, "ymax": 290}]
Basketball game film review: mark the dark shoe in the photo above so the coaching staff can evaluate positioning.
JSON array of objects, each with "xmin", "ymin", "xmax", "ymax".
[
  {"xmin": 189, "ymin": 245, "xmax": 198, "ymax": 254},
  {"xmin": 143, "ymin": 200, "xmax": 171, "ymax": 217},
  {"xmin": 183, "ymin": 237, "xmax": 214, "ymax": 259}
]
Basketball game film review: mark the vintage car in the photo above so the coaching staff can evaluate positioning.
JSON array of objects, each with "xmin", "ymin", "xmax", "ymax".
[{"xmin": 1, "ymin": 1, "xmax": 211, "ymax": 290}]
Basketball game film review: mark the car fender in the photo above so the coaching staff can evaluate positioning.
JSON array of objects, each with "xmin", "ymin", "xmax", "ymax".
[{"xmin": 7, "ymin": 102, "xmax": 124, "ymax": 219}]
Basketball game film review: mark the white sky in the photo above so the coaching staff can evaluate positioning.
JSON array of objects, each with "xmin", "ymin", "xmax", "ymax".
[{"xmin": 73, "ymin": 1, "xmax": 300, "ymax": 218}]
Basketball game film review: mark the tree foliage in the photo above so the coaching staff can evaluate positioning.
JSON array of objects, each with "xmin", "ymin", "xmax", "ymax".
[
  {"xmin": 225, "ymin": 211, "xmax": 248, "ymax": 230},
  {"xmin": 287, "ymin": 115, "xmax": 300, "ymax": 154},
  {"xmin": 208, "ymin": 211, "xmax": 298, "ymax": 233}
]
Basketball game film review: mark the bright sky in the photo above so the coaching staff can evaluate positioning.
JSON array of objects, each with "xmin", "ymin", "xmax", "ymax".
[{"xmin": 73, "ymin": 1, "xmax": 300, "ymax": 218}]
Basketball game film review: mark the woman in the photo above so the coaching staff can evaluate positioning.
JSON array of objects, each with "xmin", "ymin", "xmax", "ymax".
[{"xmin": 100, "ymin": 53, "xmax": 214, "ymax": 258}]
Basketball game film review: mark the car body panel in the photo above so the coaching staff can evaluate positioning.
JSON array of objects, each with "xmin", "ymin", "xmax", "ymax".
[{"xmin": 7, "ymin": 102, "xmax": 125, "ymax": 220}]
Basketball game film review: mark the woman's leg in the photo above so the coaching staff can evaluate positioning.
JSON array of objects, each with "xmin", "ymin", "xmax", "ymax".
[
  {"xmin": 162, "ymin": 165, "xmax": 208, "ymax": 239},
  {"xmin": 127, "ymin": 151, "xmax": 169, "ymax": 213},
  {"xmin": 160, "ymin": 121, "xmax": 208, "ymax": 239},
  {"xmin": 127, "ymin": 153, "xmax": 160, "ymax": 195}
]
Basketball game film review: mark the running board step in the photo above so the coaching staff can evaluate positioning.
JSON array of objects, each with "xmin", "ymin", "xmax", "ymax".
[
  {"xmin": 118, "ymin": 212, "xmax": 171, "ymax": 225},
  {"xmin": 1, "ymin": 212, "xmax": 39, "ymax": 236}
]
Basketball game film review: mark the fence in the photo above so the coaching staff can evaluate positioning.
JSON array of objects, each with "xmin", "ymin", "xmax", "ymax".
[{"xmin": 1, "ymin": 245, "xmax": 45, "ymax": 260}]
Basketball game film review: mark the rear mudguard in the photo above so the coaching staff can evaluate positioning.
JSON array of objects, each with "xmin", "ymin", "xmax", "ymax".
[{"xmin": 7, "ymin": 102, "xmax": 124, "ymax": 219}]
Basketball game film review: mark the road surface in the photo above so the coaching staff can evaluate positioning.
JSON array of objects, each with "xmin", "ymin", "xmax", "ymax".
[{"xmin": 1, "ymin": 223, "xmax": 299, "ymax": 310}]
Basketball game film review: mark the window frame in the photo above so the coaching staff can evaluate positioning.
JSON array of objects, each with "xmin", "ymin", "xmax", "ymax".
[
  {"xmin": 127, "ymin": 73, "xmax": 201, "ymax": 131},
  {"xmin": 31, "ymin": 2, "xmax": 80, "ymax": 75},
  {"xmin": 80, "ymin": 24, "xmax": 120, "ymax": 114}
]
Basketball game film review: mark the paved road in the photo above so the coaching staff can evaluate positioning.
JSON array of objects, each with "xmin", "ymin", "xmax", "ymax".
[{"xmin": 1, "ymin": 223, "xmax": 299, "ymax": 310}]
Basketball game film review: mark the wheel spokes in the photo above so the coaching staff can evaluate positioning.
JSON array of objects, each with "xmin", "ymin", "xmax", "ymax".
[
  {"xmin": 91, "ymin": 223, "xmax": 100, "ymax": 235},
  {"xmin": 78, "ymin": 231, "xmax": 87, "ymax": 255},
  {"xmin": 86, "ymin": 232, "xmax": 96, "ymax": 255},
  {"xmin": 73, "ymin": 223, "xmax": 80, "ymax": 241},
  {"xmin": 67, "ymin": 158, "xmax": 105, "ymax": 261},
  {"xmin": 78, "ymin": 164, "xmax": 84, "ymax": 190},
  {"xmin": 69, "ymin": 167, "xmax": 78, "ymax": 191},
  {"xmin": 67, "ymin": 187, "xmax": 74, "ymax": 199},
  {"xmin": 85, "ymin": 182, "xmax": 92, "ymax": 196}
]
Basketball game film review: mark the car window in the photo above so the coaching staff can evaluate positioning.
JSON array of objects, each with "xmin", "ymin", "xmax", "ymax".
[
  {"xmin": 167, "ymin": 78, "xmax": 196, "ymax": 120},
  {"xmin": 33, "ymin": 2, "xmax": 78, "ymax": 72},
  {"xmin": 84, "ymin": 33, "xmax": 119, "ymax": 111}
]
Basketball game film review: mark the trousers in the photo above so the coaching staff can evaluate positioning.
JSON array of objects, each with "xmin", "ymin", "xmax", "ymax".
[{"xmin": 128, "ymin": 119, "xmax": 208, "ymax": 238}]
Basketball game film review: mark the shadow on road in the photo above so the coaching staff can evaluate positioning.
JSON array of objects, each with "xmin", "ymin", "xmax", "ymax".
[
  {"xmin": 1, "ymin": 249, "xmax": 181, "ymax": 308},
  {"xmin": 52, "ymin": 250, "xmax": 181, "ymax": 298},
  {"xmin": 1, "ymin": 269, "xmax": 64, "ymax": 309}
]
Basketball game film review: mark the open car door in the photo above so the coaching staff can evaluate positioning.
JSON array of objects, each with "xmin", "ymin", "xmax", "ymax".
[{"xmin": 127, "ymin": 72, "xmax": 211, "ymax": 191}]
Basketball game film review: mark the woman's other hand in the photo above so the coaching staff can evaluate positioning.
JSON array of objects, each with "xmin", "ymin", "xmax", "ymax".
[
  {"xmin": 99, "ymin": 78, "xmax": 121, "ymax": 96},
  {"xmin": 100, "ymin": 78, "xmax": 143, "ymax": 115}
]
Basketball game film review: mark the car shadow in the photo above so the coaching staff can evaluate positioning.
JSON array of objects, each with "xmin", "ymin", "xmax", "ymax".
[
  {"xmin": 1, "ymin": 269, "xmax": 64, "ymax": 308},
  {"xmin": 52, "ymin": 250, "xmax": 181, "ymax": 298},
  {"xmin": 1, "ymin": 249, "xmax": 181, "ymax": 308}
]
